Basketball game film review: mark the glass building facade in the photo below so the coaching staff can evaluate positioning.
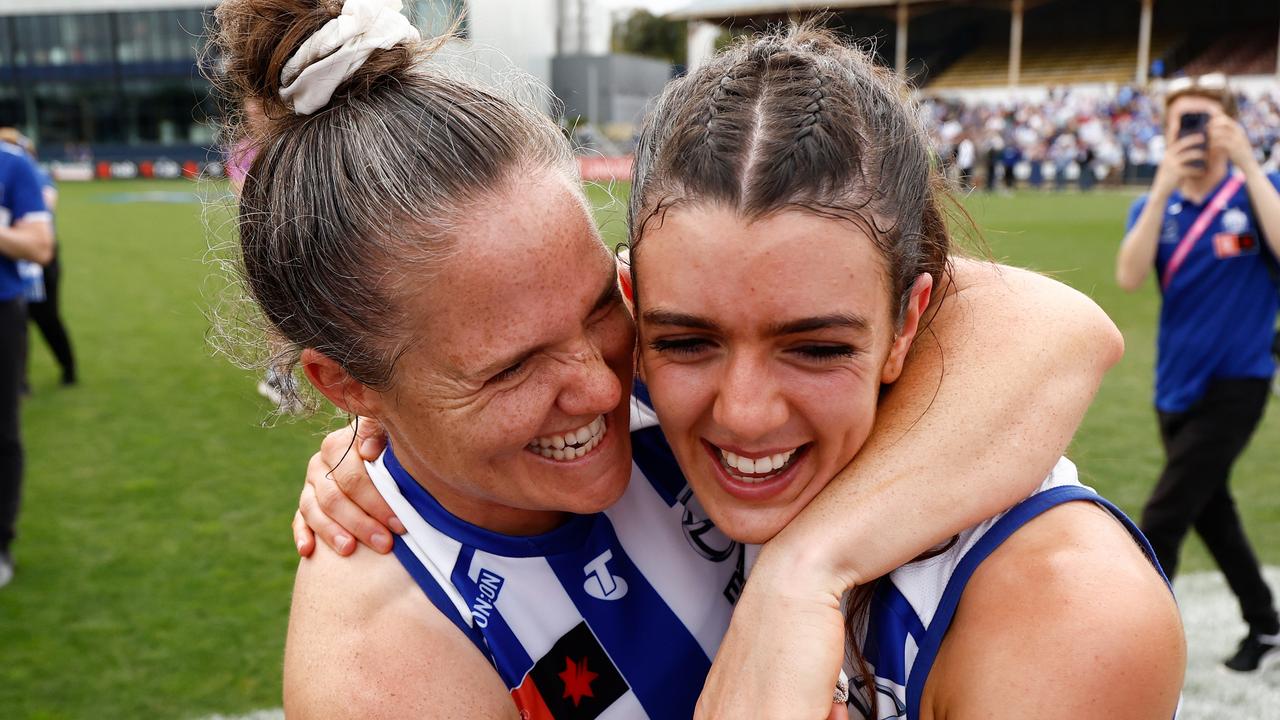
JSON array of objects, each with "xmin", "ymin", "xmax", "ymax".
[
  {"xmin": 0, "ymin": 7, "xmax": 217, "ymax": 160},
  {"xmin": 0, "ymin": 1, "xmax": 469, "ymax": 162}
]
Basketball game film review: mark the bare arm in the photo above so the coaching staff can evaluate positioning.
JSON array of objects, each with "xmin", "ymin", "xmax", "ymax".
[
  {"xmin": 284, "ymin": 544, "xmax": 519, "ymax": 719},
  {"xmin": 929, "ymin": 502, "xmax": 1184, "ymax": 718},
  {"xmin": 0, "ymin": 217, "xmax": 53, "ymax": 265},
  {"xmin": 1116, "ymin": 133, "xmax": 1202, "ymax": 291},
  {"xmin": 695, "ymin": 259, "xmax": 1124, "ymax": 719}
]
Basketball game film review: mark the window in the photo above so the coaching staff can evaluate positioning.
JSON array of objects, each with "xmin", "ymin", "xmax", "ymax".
[
  {"xmin": 12, "ymin": 14, "xmax": 113, "ymax": 67},
  {"xmin": 410, "ymin": 0, "xmax": 468, "ymax": 39}
]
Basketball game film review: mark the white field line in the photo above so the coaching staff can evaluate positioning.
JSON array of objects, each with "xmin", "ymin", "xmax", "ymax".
[
  {"xmin": 1173, "ymin": 566, "xmax": 1280, "ymax": 719},
  {"xmin": 196, "ymin": 568, "xmax": 1280, "ymax": 720}
]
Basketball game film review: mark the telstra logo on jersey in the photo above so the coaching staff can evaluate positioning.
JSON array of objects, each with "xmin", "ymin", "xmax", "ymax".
[{"xmin": 582, "ymin": 549, "xmax": 628, "ymax": 600}]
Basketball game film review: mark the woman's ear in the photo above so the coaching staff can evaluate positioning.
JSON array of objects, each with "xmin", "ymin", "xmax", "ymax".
[
  {"xmin": 300, "ymin": 348, "xmax": 382, "ymax": 417},
  {"xmin": 881, "ymin": 274, "xmax": 934, "ymax": 384}
]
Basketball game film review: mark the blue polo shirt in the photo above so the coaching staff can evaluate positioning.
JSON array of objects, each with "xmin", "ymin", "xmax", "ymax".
[
  {"xmin": 0, "ymin": 142, "xmax": 48, "ymax": 302},
  {"xmin": 1126, "ymin": 170, "xmax": 1280, "ymax": 413}
]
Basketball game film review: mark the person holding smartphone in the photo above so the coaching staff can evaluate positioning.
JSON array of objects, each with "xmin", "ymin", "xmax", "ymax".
[{"xmin": 1117, "ymin": 75, "xmax": 1280, "ymax": 673}]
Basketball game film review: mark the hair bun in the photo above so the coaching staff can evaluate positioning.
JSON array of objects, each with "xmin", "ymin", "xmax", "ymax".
[
  {"xmin": 280, "ymin": 0, "xmax": 420, "ymax": 114},
  {"xmin": 212, "ymin": 0, "xmax": 421, "ymax": 137}
]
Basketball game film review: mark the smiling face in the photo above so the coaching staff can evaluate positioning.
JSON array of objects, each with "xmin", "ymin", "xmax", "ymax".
[
  {"xmin": 635, "ymin": 205, "xmax": 929, "ymax": 544},
  {"xmin": 363, "ymin": 170, "xmax": 635, "ymax": 535}
]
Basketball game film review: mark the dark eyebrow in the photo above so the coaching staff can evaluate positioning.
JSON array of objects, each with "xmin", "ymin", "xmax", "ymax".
[
  {"xmin": 642, "ymin": 308, "xmax": 868, "ymax": 337},
  {"xmin": 640, "ymin": 309, "xmax": 720, "ymax": 332},
  {"xmin": 474, "ymin": 267, "xmax": 620, "ymax": 380},
  {"xmin": 764, "ymin": 313, "xmax": 870, "ymax": 337}
]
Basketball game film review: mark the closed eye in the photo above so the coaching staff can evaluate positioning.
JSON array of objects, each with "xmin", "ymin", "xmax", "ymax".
[
  {"xmin": 790, "ymin": 344, "xmax": 858, "ymax": 362},
  {"xmin": 648, "ymin": 337, "xmax": 715, "ymax": 357},
  {"xmin": 489, "ymin": 358, "xmax": 528, "ymax": 384}
]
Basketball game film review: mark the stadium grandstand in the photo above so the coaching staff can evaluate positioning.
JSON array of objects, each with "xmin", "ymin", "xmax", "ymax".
[{"xmin": 671, "ymin": 0, "xmax": 1280, "ymax": 91}]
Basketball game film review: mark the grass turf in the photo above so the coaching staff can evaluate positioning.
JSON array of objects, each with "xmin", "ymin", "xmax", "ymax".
[{"xmin": 0, "ymin": 180, "xmax": 1274, "ymax": 718}]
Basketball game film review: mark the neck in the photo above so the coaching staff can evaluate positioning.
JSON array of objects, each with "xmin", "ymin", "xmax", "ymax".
[
  {"xmin": 385, "ymin": 432, "xmax": 570, "ymax": 537},
  {"xmin": 1179, "ymin": 157, "xmax": 1230, "ymax": 202}
]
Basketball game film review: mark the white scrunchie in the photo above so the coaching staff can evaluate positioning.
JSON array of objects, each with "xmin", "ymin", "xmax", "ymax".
[{"xmin": 280, "ymin": 0, "xmax": 421, "ymax": 115}]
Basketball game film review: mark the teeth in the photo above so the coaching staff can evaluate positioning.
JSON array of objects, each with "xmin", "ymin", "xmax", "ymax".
[
  {"xmin": 528, "ymin": 415, "xmax": 608, "ymax": 461},
  {"xmin": 718, "ymin": 447, "xmax": 798, "ymax": 481}
]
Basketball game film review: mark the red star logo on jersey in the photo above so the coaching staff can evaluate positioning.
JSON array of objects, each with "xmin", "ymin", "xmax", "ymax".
[{"xmin": 559, "ymin": 656, "xmax": 599, "ymax": 706}]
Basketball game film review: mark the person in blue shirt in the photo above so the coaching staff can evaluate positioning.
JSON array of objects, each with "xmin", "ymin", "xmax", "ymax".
[
  {"xmin": 1117, "ymin": 76, "xmax": 1280, "ymax": 672},
  {"xmin": 0, "ymin": 137, "xmax": 54, "ymax": 589},
  {"xmin": 0, "ymin": 128, "xmax": 77, "ymax": 389}
]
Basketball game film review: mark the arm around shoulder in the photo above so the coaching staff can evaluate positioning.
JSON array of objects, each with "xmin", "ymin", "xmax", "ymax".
[{"xmin": 284, "ymin": 543, "xmax": 519, "ymax": 720}]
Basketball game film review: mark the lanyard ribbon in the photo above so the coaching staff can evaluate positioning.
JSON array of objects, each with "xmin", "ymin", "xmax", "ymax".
[{"xmin": 1162, "ymin": 172, "xmax": 1245, "ymax": 290}]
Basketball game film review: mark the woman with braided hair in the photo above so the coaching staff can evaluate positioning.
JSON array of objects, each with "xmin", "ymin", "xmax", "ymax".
[{"xmin": 216, "ymin": 2, "xmax": 1176, "ymax": 716}]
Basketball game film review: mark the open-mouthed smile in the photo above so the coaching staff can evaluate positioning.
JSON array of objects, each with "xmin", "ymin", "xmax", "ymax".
[
  {"xmin": 703, "ymin": 440, "xmax": 810, "ymax": 489},
  {"xmin": 526, "ymin": 415, "xmax": 607, "ymax": 461}
]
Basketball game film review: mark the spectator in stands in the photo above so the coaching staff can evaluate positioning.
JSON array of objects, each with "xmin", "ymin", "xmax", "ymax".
[
  {"xmin": 1000, "ymin": 139, "xmax": 1020, "ymax": 191},
  {"xmin": 1077, "ymin": 141, "xmax": 1096, "ymax": 191},
  {"xmin": 983, "ymin": 134, "xmax": 1000, "ymax": 192},
  {"xmin": 0, "ymin": 132, "xmax": 53, "ymax": 589},
  {"xmin": 1115, "ymin": 76, "xmax": 1280, "ymax": 673},
  {"xmin": 956, "ymin": 133, "xmax": 975, "ymax": 190},
  {"xmin": 0, "ymin": 129, "xmax": 76, "ymax": 388}
]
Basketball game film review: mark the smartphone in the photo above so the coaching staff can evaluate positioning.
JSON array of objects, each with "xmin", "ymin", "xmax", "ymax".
[{"xmin": 1177, "ymin": 112, "xmax": 1210, "ymax": 169}]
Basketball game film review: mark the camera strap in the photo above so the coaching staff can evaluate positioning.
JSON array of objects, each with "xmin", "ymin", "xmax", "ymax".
[{"xmin": 1162, "ymin": 171, "xmax": 1245, "ymax": 290}]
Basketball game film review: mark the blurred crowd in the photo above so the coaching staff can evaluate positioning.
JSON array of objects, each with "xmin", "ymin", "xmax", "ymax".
[{"xmin": 923, "ymin": 87, "xmax": 1280, "ymax": 191}]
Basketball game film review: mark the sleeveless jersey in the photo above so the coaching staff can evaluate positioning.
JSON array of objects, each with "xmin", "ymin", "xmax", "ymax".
[
  {"xmin": 847, "ymin": 457, "xmax": 1172, "ymax": 720},
  {"xmin": 371, "ymin": 394, "xmax": 751, "ymax": 719}
]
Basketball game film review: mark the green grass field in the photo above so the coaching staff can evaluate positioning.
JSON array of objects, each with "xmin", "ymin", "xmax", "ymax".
[{"xmin": 0, "ymin": 180, "xmax": 1275, "ymax": 718}]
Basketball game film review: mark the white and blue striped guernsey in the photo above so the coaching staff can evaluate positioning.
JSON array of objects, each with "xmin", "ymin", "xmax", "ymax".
[
  {"xmin": 369, "ymin": 393, "xmax": 749, "ymax": 719},
  {"xmin": 847, "ymin": 457, "xmax": 1174, "ymax": 720}
]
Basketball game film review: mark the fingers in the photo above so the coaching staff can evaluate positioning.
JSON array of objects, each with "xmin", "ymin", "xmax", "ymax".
[
  {"xmin": 320, "ymin": 422, "xmax": 359, "ymax": 467},
  {"xmin": 1168, "ymin": 133, "xmax": 1206, "ymax": 153},
  {"xmin": 293, "ymin": 509, "xmax": 316, "ymax": 558},
  {"xmin": 330, "ymin": 442, "xmax": 405, "ymax": 539},
  {"xmin": 307, "ymin": 449, "xmax": 397, "ymax": 553},
  {"xmin": 297, "ymin": 474, "xmax": 357, "ymax": 556},
  {"xmin": 354, "ymin": 415, "xmax": 388, "ymax": 460}
]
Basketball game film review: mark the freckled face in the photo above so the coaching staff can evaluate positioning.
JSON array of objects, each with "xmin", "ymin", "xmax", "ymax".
[
  {"xmin": 636, "ymin": 206, "xmax": 925, "ymax": 544},
  {"xmin": 371, "ymin": 171, "xmax": 635, "ymax": 535}
]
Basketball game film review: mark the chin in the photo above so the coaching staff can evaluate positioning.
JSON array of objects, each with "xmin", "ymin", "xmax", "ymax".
[
  {"xmin": 715, "ymin": 513, "xmax": 788, "ymax": 545},
  {"xmin": 696, "ymin": 495, "xmax": 794, "ymax": 544}
]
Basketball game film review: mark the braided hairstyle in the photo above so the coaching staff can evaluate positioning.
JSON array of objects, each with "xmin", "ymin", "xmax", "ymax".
[
  {"xmin": 628, "ymin": 24, "xmax": 956, "ymax": 714},
  {"xmin": 629, "ymin": 24, "xmax": 950, "ymax": 331}
]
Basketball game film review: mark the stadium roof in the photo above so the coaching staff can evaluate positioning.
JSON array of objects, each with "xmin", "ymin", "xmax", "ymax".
[{"xmin": 668, "ymin": 0, "xmax": 931, "ymax": 20}]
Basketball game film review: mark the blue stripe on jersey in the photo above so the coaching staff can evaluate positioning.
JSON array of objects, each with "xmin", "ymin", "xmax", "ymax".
[
  {"xmin": 390, "ymin": 535, "xmax": 495, "ymax": 666},
  {"xmin": 903, "ymin": 485, "xmax": 1155, "ymax": 719},
  {"xmin": 865, "ymin": 581, "xmax": 926, "ymax": 686},
  {"xmin": 545, "ymin": 513, "xmax": 711, "ymax": 718},
  {"xmin": 630, "ymin": 426, "xmax": 687, "ymax": 508},
  {"xmin": 383, "ymin": 443, "xmax": 596, "ymax": 557},
  {"xmin": 632, "ymin": 380, "xmax": 654, "ymax": 409},
  {"xmin": 450, "ymin": 545, "xmax": 535, "ymax": 688}
]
